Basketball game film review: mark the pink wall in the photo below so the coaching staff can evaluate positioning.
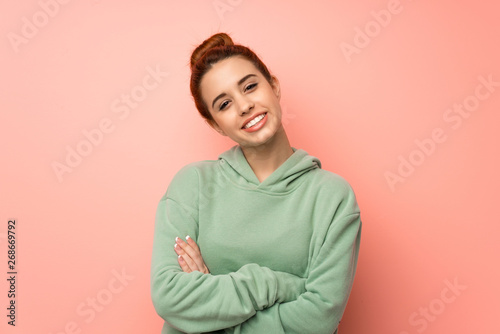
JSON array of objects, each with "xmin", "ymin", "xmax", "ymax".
[{"xmin": 1, "ymin": 1, "xmax": 499, "ymax": 333}]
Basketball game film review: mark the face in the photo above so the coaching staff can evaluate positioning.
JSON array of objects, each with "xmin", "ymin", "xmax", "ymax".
[{"xmin": 199, "ymin": 56, "xmax": 283, "ymax": 148}]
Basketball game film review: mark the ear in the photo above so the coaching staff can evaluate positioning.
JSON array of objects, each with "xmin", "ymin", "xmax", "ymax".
[
  {"xmin": 270, "ymin": 75, "xmax": 281, "ymax": 101},
  {"xmin": 205, "ymin": 119, "xmax": 227, "ymax": 136}
]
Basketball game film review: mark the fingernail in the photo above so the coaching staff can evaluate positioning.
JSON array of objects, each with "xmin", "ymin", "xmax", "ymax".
[
  {"xmin": 174, "ymin": 244, "xmax": 178, "ymax": 249},
  {"xmin": 175, "ymin": 237, "xmax": 180, "ymax": 242},
  {"xmin": 186, "ymin": 235, "xmax": 191, "ymax": 240}
]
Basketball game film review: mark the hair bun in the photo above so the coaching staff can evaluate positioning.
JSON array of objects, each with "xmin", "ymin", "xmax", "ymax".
[{"xmin": 190, "ymin": 33, "xmax": 234, "ymax": 69}]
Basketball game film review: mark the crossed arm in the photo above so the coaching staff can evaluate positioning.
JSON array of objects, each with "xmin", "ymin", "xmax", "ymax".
[
  {"xmin": 151, "ymin": 167, "xmax": 361, "ymax": 333},
  {"xmin": 151, "ymin": 196, "xmax": 307, "ymax": 333},
  {"xmin": 171, "ymin": 212, "xmax": 361, "ymax": 334}
]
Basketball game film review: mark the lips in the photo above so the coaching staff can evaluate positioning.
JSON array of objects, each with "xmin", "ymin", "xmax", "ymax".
[{"xmin": 241, "ymin": 112, "xmax": 267, "ymax": 129}]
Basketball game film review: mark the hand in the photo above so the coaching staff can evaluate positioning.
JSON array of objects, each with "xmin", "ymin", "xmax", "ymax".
[{"xmin": 174, "ymin": 236, "xmax": 210, "ymax": 274}]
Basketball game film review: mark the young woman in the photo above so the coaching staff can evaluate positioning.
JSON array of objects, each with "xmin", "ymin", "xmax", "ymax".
[{"xmin": 151, "ymin": 32, "xmax": 362, "ymax": 334}]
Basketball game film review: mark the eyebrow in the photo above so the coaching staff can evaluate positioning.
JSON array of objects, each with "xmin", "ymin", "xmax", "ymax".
[{"xmin": 211, "ymin": 74, "xmax": 258, "ymax": 109}]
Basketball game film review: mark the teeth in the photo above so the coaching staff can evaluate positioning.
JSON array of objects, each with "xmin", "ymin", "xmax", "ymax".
[{"xmin": 244, "ymin": 114, "xmax": 265, "ymax": 129}]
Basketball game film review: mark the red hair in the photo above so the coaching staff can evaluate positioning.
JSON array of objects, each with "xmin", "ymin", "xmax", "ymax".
[{"xmin": 190, "ymin": 33, "xmax": 273, "ymax": 122}]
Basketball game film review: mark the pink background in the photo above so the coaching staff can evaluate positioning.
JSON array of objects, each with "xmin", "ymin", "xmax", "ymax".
[{"xmin": 1, "ymin": 1, "xmax": 499, "ymax": 333}]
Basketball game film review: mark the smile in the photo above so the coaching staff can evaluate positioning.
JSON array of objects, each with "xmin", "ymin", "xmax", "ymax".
[
  {"xmin": 243, "ymin": 113, "xmax": 266, "ymax": 129},
  {"xmin": 241, "ymin": 113, "xmax": 268, "ymax": 133}
]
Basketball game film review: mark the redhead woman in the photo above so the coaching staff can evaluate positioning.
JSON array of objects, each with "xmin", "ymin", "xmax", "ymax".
[{"xmin": 151, "ymin": 32, "xmax": 362, "ymax": 334}]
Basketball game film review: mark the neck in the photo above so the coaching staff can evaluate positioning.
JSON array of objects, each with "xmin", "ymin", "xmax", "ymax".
[{"xmin": 240, "ymin": 125, "xmax": 293, "ymax": 183}]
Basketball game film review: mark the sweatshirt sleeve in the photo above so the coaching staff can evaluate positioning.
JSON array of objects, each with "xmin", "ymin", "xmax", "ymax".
[
  {"xmin": 224, "ymin": 183, "xmax": 362, "ymax": 334},
  {"xmin": 151, "ymin": 165, "xmax": 306, "ymax": 333}
]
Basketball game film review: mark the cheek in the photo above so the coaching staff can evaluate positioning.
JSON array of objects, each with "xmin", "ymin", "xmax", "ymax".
[
  {"xmin": 255, "ymin": 91, "xmax": 277, "ymax": 107},
  {"xmin": 268, "ymin": 95, "xmax": 282, "ymax": 112},
  {"xmin": 216, "ymin": 114, "xmax": 237, "ymax": 129}
]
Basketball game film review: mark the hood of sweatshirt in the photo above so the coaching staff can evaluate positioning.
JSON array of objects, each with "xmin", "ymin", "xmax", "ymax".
[{"xmin": 218, "ymin": 145, "xmax": 321, "ymax": 193}]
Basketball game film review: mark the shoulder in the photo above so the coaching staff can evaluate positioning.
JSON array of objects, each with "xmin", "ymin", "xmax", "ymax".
[
  {"xmin": 295, "ymin": 147, "xmax": 356, "ymax": 198},
  {"xmin": 309, "ymin": 168, "xmax": 360, "ymax": 216},
  {"xmin": 165, "ymin": 159, "xmax": 219, "ymax": 198},
  {"xmin": 311, "ymin": 168, "xmax": 356, "ymax": 196},
  {"xmin": 172, "ymin": 159, "xmax": 221, "ymax": 180}
]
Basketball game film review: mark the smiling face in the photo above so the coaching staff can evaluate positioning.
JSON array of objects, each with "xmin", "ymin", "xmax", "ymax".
[{"xmin": 200, "ymin": 56, "xmax": 284, "ymax": 148}]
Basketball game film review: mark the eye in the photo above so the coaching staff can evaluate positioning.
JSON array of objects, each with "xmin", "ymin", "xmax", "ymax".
[
  {"xmin": 217, "ymin": 83, "xmax": 257, "ymax": 111},
  {"xmin": 219, "ymin": 100, "xmax": 230, "ymax": 111},
  {"xmin": 244, "ymin": 83, "xmax": 257, "ymax": 92}
]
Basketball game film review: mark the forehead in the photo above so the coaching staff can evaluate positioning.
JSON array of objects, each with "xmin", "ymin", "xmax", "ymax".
[{"xmin": 200, "ymin": 56, "xmax": 261, "ymax": 95}]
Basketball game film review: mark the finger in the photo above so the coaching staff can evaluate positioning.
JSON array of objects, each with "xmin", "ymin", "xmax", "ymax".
[
  {"xmin": 185, "ymin": 236, "xmax": 207, "ymax": 270},
  {"xmin": 186, "ymin": 236, "xmax": 210, "ymax": 274},
  {"xmin": 174, "ymin": 243, "xmax": 186, "ymax": 257},
  {"xmin": 174, "ymin": 243, "xmax": 199, "ymax": 272},
  {"xmin": 177, "ymin": 255, "xmax": 192, "ymax": 273},
  {"xmin": 175, "ymin": 237, "xmax": 203, "ymax": 268},
  {"xmin": 176, "ymin": 236, "xmax": 205, "ymax": 271},
  {"xmin": 174, "ymin": 244, "xmax": 190, "ymax": 272},
  {"xmin": 180, "ymin": 253, "xmax": 199, "ymax": 272},
  {"xmin": 186, "ymin": 235, "xmax": 200, "ymax": 252},
  {"xmin": 175, "ymin": 238, "xmax": 201, "ymax": 271}
]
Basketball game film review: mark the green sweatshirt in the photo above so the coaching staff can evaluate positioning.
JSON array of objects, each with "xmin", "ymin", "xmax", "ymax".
[{"xmin": 151, "ymin": 145, "xmax": 362, "ymax": 334}]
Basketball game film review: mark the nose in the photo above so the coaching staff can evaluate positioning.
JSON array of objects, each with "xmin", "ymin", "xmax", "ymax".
[{"xmin": 236, "ymin": 95, "xmax": 254, "ymax": 116}]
